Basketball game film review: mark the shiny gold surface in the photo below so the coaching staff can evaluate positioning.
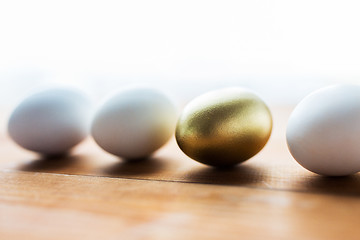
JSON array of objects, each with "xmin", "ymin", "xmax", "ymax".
[{"xmin": 175, "ymin": 88, "xmax": 272, "ymax": 167}]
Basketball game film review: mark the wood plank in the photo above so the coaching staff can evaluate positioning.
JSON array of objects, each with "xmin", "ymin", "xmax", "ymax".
[
  {"xmin": 1, "ymin": 107, "xmax": 360, "ymax": 196},
  {"xmin": 1, "ymin": 170, "xmax": 360, "ymax": 240},
  {"xmin": 1, "ymin": 106, "xmax": 360, "ymax": 239}
]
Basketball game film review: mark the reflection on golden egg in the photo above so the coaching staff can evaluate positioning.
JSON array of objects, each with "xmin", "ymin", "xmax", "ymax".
[{"xmin": 175, "ymin": 88, "xmax": 272, "ymax": 167}]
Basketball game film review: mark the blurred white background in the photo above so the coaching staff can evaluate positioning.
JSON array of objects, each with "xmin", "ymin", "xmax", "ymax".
[{"xmin": 1, "ymin": 0, "xmax": 360, "ymax": 106}]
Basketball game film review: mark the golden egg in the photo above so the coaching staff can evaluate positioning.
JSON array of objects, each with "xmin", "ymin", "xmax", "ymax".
[{"xmin": 175, "ymin": 88, "xmax": 272, "ymax": 167}]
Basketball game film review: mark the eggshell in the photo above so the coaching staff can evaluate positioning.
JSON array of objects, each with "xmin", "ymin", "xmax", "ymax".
[
  {"xmin": 91, "ymin": 87, "xmax": 177, "ymax": 159},
  {"xmin": 286, "ymin": 84, "xmax": 360, "ymax": 176},
  {"xmin": 175, "ymin": 88, "xmax": 272, "ymax": 167},
  {"xmin": 8, "ymin": 88, "xmax": 92, "ymax": 155}
]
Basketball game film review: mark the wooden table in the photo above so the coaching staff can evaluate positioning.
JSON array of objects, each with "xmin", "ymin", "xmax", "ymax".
[{"xmin": 1, "ymin": 107, "xmax": 360, "ymax": 240}]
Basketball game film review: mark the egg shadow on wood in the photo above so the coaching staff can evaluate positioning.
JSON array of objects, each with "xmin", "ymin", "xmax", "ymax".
[
  {"xmin": 184, "ymin": 164, "xmax": 264, "ymax": 186},
  {"xmin": 102, "ymin": 156, "xmax": 167, "ymax": 176},
  {"xmin": 17, "ymin": 154, "xmax": 83, "ymax": 173},
  {"xmin": 298, "ymin": 174, "xmax": 360, "ymax": 197}
]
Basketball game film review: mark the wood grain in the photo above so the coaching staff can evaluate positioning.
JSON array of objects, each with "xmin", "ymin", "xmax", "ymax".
[
  {"xmin": 1, "ymin": 106, "xmax": 360, "ymax": 239},
  {"xmin": 1, "ymin": 170, "xmax": 360, "ymax": 240}
]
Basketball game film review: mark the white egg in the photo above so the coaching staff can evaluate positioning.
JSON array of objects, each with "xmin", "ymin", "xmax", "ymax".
[
  {"xmin": 8, "ymin": 88, "xmax": 92, "ymax": 155},
  {"xmin": 286, "ymin": 84, "xmax": 360, "ymax": 176},
  {"xmin": 91, "ymin": 87, "xmax": 177, "ymax": 159}
]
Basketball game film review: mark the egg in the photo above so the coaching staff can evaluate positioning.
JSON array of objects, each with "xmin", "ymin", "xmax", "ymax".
[
  {"xmin": 91, "ymin": 87, "xmax": 177, "ymax": 159},
  {"xmin": 175, "ymin": 88, "xmax": 272, "ymax": 167},
  {"xmin": 286, "ymin": 84, "xmax": 360, "ymax": 176},
  {"xmin": 8, "ymin": 87, "xmax": 92, "ymax": 155}
]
